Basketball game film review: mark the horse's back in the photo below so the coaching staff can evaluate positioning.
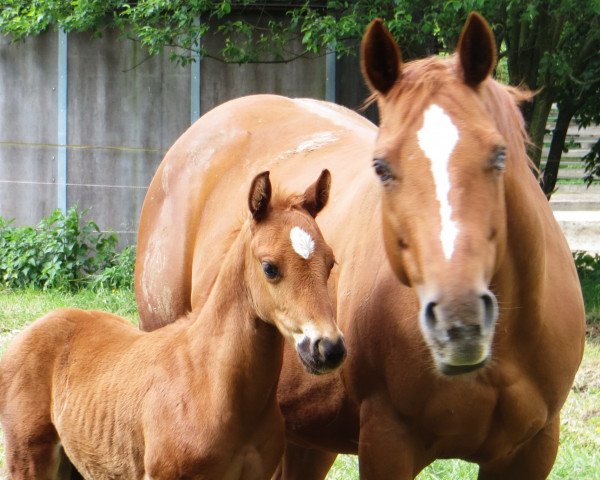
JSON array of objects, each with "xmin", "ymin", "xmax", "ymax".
[{"xmin": 136, "ymin": 94, "xmax": 378, "ymax": 329}]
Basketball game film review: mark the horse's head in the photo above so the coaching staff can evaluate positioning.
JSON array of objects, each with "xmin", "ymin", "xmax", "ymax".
[
  {"xmin": 362, "ymin": 13, "xmax": 508, "ymax": 375},
  {"xmin": 245, "ymin": 169, "xmax": 346, "ymax": 374}
]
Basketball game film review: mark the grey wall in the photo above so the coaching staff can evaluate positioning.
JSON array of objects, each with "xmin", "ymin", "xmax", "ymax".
[
  {"xmin": 0, "ymin": 33, "xmax": 58, "ymax": 226},
  {"xmin": 0, "ymin": 26, "xmax": 367, "ymax": 245}
]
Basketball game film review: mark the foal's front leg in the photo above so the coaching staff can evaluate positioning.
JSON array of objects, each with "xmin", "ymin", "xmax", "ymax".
[{"xmin": 4, "ymin": 423, "xmax": 67, "ymax": 480}]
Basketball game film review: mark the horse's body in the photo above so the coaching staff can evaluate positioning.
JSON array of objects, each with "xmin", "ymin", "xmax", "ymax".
[
  {"xmin": 135, "ymin": 14, "xmax": 585, "ymax": 479},
  {"xmin": 0, "ymin": 173, "xmax": 345, "ymax": 479}
]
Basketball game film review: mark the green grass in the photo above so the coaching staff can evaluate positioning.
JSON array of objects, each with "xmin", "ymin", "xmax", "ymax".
[
  {"xmin": 556, "ymin": 177, "xmax": 586, "ymax": 185},
  {"xmin": 1, "ymin": 289, "xmax": 599, "ymax": 479},
  {"xmin": 559, "ymin": 161, "xmax": 586, "ymax": 170}
]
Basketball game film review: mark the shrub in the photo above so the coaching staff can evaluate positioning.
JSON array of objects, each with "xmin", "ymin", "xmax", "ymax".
[
  {"xmin": 573, "ymin": 251, "xmax": 600, "ymax": 324},
  {"xmin": 0, "ymin": 208, "xmax": 135, "ymax": 290},
  {"xmin": 88, "ymin": 245, "xmax": 136, "ymax": 291}
]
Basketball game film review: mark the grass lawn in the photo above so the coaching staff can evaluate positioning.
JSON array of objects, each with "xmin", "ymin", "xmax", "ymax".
[{"xmin": 0, "ymin": 288, "xmax": 598, "ymax": 479}]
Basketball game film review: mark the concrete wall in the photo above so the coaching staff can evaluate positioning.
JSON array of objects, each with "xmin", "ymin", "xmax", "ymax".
[
  {"xmin": 0, "ymin": 26, "xmax": 368, "ymax": 245},
  {"xmin": 0, "ymin": 33, "xmax": 58, "ymax": 226}
]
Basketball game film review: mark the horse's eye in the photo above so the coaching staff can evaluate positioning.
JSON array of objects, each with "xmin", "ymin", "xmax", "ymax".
[
  {"xmin": 373, "ymin": 158, "xmax": 395, "ymax": 183},
  {"xmin": 262, "ymin": 261, "xmax": 280, "ymax": 280},
  {"xmin": 492, "ymin": 147, "xmax": 506, "ymax": 171}
]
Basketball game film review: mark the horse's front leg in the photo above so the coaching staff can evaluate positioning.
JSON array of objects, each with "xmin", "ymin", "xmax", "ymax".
[
  {"xmin": 477, "ymin": 417, "xmax": 560, "ymax": 480},
  {"xmin": 358, "ymin": 396, "xmax": 417, "ymax": 479},
  {"xmin": 271, "ymin": 443, "xmax": 337, "ymax": 480}
]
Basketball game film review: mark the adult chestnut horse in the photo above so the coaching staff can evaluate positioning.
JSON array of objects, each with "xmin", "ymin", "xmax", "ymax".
[
  {"xmin": 0, "ymin": 172, "xmax": 345, "ymax": 479},
  {"xmin": 135, "ymin": 13, "xmax": 585, "ymax": 479}
]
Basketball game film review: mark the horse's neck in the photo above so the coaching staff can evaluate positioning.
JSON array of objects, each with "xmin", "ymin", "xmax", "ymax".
[
  {"xmin": 184, "ymin": 222, "xmax": 283, "ymax": 412},
  {"xmin": 493, "ymin": 165, "xmax": 549, "ymax": 330}
]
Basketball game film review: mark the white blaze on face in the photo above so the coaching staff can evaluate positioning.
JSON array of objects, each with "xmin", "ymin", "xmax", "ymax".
[
  {"xmin": 417, "ymin": 104, "xmax": 460, "ymax": 260},
  {"xmin": 290, "ymin": 226, "xmax": 315, "ymax": 260}
]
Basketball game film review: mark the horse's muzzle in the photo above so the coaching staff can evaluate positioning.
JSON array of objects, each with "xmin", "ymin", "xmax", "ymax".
[
  {"xmin": 296, "ymin": 335, "xmax": 347, "ymax": 375},
  {"xmin": 420, "ymin": 290, "xmax": 498, "ymax": 375}
]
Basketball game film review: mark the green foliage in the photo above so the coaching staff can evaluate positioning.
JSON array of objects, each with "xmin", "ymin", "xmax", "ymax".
[
  {"xmin": 573, "ymin": 250, "xmax": 600, "ymax": 323},
  {"xmin": 0, "ymin": 208, "xmax": 134, "ymax": 290},
  {"xmin": 574, "ymin": 250, "xmax": 600, "ymax": 281},
  {"xmin": 88, "ymin": 245, "xmax": 136, "ymax": 291},
  {"xmin": 0, "ymin": 0, "xmax": 308, "ymax": 64},
  {"xmin": 583, "ymin": 139, "xmax": 600, "ymax": 185}
]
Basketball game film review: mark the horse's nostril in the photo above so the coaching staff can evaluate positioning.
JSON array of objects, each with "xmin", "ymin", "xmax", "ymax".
[
  {"xmin": 425, "ymin": 302, "xmax": 437, "ymax": 329},
  {"xmin": 481, "ymin": 292, "xmax": 498, "ymax": 329},
  {"xmin": 315, "ymin": 337, "xmax": 346, "ymax": 367}
]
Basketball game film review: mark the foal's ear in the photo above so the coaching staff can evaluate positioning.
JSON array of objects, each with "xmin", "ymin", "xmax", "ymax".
[
  {"xmin": 302, "ymin": 169, "xmax": 331, "ymax": 218},
  {"xmin": 457, "ymin": 12, "xmax": 496, "ymax": 88},
  {"xmin": 360, "ymin": 19, "xmax": 402, "ymax": 96},
  {"xmin": 248, "ymin": 171, "xmax": 271, "ymax": 221}
]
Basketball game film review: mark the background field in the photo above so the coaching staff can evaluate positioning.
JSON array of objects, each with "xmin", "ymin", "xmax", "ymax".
[{"xmin": 0, "ymin": 289, "xmax": 598, "ymax": 479}]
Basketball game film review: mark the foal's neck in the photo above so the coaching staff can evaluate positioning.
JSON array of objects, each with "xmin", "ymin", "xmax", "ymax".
[{"xmin": 184, "ymin": 220, "xmax": 283, "ymax": 409}]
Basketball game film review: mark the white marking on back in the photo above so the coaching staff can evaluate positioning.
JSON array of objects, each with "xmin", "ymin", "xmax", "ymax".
[
  {"xmin": 417, "ymin": 104, "xmax": 460, "ymax": 260},
  {"xmin": 295, "ymin": 132, "xmax": 338, "ymax": 153},
  {"xmin": 290, "ymin": 226, "xmax": 315, "ymax": 260},
  {"xmin": 293, "ymin": 98, "xmax": 375, "ymax": 134}
]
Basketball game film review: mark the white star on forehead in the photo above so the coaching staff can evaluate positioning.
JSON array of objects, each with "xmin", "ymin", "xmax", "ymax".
[{"xmin": 290, "ymin": 226, "xmax": 315, "ymax": 260}]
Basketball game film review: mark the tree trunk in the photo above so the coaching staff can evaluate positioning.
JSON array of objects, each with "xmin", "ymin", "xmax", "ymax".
[
  {"xmin": 525, "ymin": 90, "xmax": 553, "ymax": 169},
  {"xmin": 542, "ymin": 103, "xmax": 576, "ymax": 198}
]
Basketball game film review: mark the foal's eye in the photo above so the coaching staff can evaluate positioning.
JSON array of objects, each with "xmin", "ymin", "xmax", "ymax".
[
  {"xmin": 261, "ymin": 261, "xmax": 280, "ymax": 280},
  {"xmin": 492, "ymin": 147, "xmax": 506, "ymax": 171},
  {"xmin": 373, "ymin": 158, "xmax": 395, "ymax": 183}
]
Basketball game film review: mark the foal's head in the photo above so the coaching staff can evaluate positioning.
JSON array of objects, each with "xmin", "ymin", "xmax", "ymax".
[
  {"xmin": 244, "ymin": 170, "xmax": 345, "ymax": 374},
  {"xmin": 362, "ymin": 13, "xmax": 513, "ymax": 375}
]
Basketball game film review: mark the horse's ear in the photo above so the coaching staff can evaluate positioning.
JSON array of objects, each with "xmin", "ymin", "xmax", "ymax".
[
  {"xmin": 248, "ymin": 171, "xmax": 271, "ymax": 222},
  {"xmin": 302, "ymin": 169, "xmax": 331, "ymax": 218},
  {"xmin": 360, "ymin": 19, "xmax": 402, "ymax": 95},
  {"xmin": 457, "ymin": 12, "xmax": 496, "ymax": 88}
]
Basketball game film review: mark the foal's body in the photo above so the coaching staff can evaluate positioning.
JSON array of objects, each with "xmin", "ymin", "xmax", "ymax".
[
  {"xmin": 2, "ymin": 305, "xmax": 283, "ymax": 479},
  {"xmin": 0, "ymin": 172, "xmax": 344, "ymax": 479}
]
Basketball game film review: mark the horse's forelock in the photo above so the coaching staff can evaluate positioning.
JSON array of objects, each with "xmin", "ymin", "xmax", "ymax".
[{"xmin": 373, "ymin": 54, "xmax": 534, "ymax": 173}]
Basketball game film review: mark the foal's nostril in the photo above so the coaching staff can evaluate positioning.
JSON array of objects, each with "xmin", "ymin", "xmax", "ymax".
[
  {"xmin": 315, "ymin": 337, "xmax": 347, "ymax": 368},
  {"xmin": 424, "ymin": 302, "xmax": 437, "ymax": 329}
]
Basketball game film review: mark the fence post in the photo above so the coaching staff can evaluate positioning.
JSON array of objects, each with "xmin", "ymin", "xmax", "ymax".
[
  {"xmin": 57, "ymin": 29, "xmax": 68, "ymax": 214},
  {"xmin": 325, "ymin": 43, "xmax": 336, "ymax": 103},
  {"xmin": 191, "ymin": 18, "xmax": 202, "ymax": 123}
]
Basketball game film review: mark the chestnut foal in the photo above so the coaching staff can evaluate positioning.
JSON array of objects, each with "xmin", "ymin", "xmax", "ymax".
[{"xmin": 0, "ymin": 170, "xmax": 345, "ymax": 479}]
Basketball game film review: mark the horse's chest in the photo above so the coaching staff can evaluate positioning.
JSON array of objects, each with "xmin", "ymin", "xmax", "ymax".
[{"xmin": 416, "ymin": 377, "xmax": 548, "ymax": 459}]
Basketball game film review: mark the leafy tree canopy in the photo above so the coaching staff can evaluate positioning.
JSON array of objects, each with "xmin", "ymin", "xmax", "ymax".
[{"xmin": 0, "ymin": 1, "xmax": 510, "ymax": 64}]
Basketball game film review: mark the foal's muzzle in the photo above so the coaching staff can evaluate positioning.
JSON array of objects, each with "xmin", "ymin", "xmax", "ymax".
[{"xmin": 296, "ymin": 335, "xmax": 347, "ymax": 374}]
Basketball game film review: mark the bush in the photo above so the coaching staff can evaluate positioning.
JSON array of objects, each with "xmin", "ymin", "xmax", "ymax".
[
  {"xmin": 0, "ymin": 208, "xmax": 135, "ymax": 290},
  {"xmin": 573, "ymin": 251, "xmax": 600, "ymax": 324},
  {"xmin": 88, "ymin": 245, "xmax": 136, "ymax": 291}
]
